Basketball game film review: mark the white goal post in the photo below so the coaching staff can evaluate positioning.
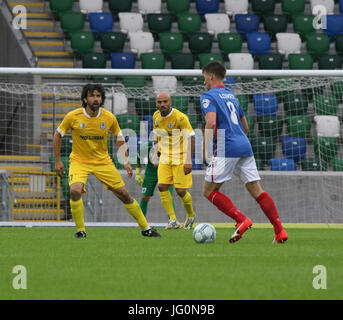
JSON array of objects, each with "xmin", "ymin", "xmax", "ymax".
[{"xmin": 0, "ymin": 67, "xmax": 343, "ymax": 227}]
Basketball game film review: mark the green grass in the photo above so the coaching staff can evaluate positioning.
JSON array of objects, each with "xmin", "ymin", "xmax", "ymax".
[{"xmin": 0, "ymin": 226, "xmax": 342, "ymax": 300}]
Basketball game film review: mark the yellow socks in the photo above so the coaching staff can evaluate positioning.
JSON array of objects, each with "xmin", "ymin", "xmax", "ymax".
[
  {"xmin": 70, "ymin": 198, "xmax": 85, "ymax": 231},
  {"xmin": 160, "ymin": 190, "xmax": 177, "ymax": 221},
  {"xmin": 124, "ymin": 199, "xmax": 149, "ymax": 230},
  {"xmin": 181, "ymin": 192, "xmax": 195, "ymax": 218}
]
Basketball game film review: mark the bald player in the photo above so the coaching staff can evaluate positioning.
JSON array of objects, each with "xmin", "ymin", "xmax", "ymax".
[{"xmin": 152, "ymin": 92, "xmax": 196, "ymax": 229}]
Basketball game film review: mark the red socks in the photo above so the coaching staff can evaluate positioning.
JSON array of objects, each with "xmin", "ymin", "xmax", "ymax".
[
  {"xmin": 208, "ymin": 190, "xmax": 246, "ymax": 223},
  {"xmin": 256, "ymin": 192, "xmax": 283, "ymax": 234}
]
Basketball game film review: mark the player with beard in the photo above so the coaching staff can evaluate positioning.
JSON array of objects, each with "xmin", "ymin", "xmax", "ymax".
[{"xmin": 53, "ymin": 84, "xmax": 161, "ymax": 238}]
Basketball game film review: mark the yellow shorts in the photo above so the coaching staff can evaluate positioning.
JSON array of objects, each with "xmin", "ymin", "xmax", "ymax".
[
  {"xmin": 158, "ymin": 163, "xmax": 192, "ymax": 189},
  {"xmin": 68, "ymin": 159, "xmax": 125, "ymax": 193}
]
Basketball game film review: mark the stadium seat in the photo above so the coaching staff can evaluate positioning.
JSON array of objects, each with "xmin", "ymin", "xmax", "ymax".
[
  {"xmin": 314, "ymin": 94, "xmax": 338, "ymax": 115},
  {"xmin": 188, "ymin": 115, "xmax": 198, "ymax": 129},
  {"xmin": 70, "ymin": 31, "xmax": 94, "ymax": 55},
  {"xmin": 129, "ymin": 31, "xmax": 154, "ymax": 58},
  {"xmin": 224, "ymin": 0, "xmax": 249, "ymax": 17},
  {"xmin": 253, "ymin": 94, "xmax": 278, "ymax": 115},
  {"xmin": 109, "ymin": 0, "xmax": 132, "ymax": 16},
  {"xmin": 171, "ymin": 96, "xmax": 189, "ymax": 114},
  {"xmin": 313, "ymin": 137, "xmax": 338, "ymax": 163},
  {"xmin": 100, "ymin": 32, "xmax": 126, "ymax": 54},
  {"xmin": 205, "ymin": 14, "xmax": 230, "ymax": 39},
  {"xmin": 198, "ymin": 53, "xmax": 223, "ymax": 69},
  {"xmin": 318, "ymin": 55, "xmax": 342, "ymax": 70},
  {"xmin": 159, "ymin": 32, "xmax": 184, "ymax": 56},
  {"xmin": 60, "ymin": 11, "xmax": 84, "ymax": 35},
  {"xmin": 288, "ymin": 53, "xmax": 314, "ymax": 70},
  {"xmin": 270, "ymin": 158, "xmax": 296, "ymax": 170},
  {"xmin": 135, "ymin": 97, "xmax": 156, "ymax": 116},
  {"xmin": 330, "ymin": 80, "xmax": 343, "ymax": 100},
  {"xmin": 177, "ymin": 13, "xmax": 202, "ymax": 37},
  {"xmin": 283, "ymin": 93, "xmax": 308, "ymax": 115},
  {"xmin": 228, "ymin": 53, "xmax": 254, "ymax": 69},
  {"xmin": 332, "ymin": 157, "xmax": 343, "ymax": 171},
  {"xmin": 170, "ymin": 53, "xmax": 195, "ymax": 69},
  {"xmin": 60, "ymin": 136, "xmax": 73, "ymax": 156},
  {"xmin": 281, "ymin": 136, "xmax": 307, "ymax": 162},
  {"xmin": 281, "ymin": 0, "xmax": 305, "ymax": 18},
  {"xmin": 286, "ymin": 115, "xmax": 312, "ymax": 137},
  {"xmin": 251, "ymin": 0, "xmax": 275, "ymax": 17},
  {"xmin": 122, "ymin": 76, "xmax": 146, "ymax": 88},
  {"xmin": 104, "ymin": 92, "xmax": 128, "ymax": 115},
  {"xmin": 263, "ymin": 14, "xmax": 288, "ymax": 40},
  {"xmin": 110, "ymin": 52, "xmax": 135, "ymax": 69},
  {"xmin": 237, "ymin": 95, "xmax": 249, "ymax": 113},
  {"xmin": 140, "ymin": 53, "xmax": 165, "ymax": 69},
  {"xmin": 116, "ymin": 114, "xmax": 140, "ymax": 136},
  {"xmin": 300, "ymin": 158, "xmax": 327, "ymax": 171},
  {"xmin": 306, "ymin": 33, "xmax": 330, "ymax": 58},
  {"xmin": 250, "ymin": 136, "xmax": 276, "ymax": 163},
  {"xmin": 147, "ymin": 14, "xmax": 172, "ymax": 38},
  {"xmin": 324, "ymin": 14, "xmax": 343, "ymax": 40},
  {"xmin": 256, "ymin": 115, "xmax": 283, "ymax": 139},
  {"xmin": 118, "ymin": 13, "xmax": 144, "ymax": 35},
  {"xmin": 314, "ymin": 115, "xmax": 340, "ymax": 137},
  {"xmin": 143, "ymin": 115, "xmax": 154, "ymax": 136},
  {"xmin": 152, "ymin": 76, "xmax": 178, "ymax": 94},
  {"xmin": 310, "ymin": 0, "xmax": 334, "ymax": 15},
  {"xmin": 258, "ymin": 53, "xmax": 283, "ymax": 69},
  {"xmin": 167, "ymin": 0, "xmax": 190, "ymax": 15},
  {"xmin": 235, "ymin": 14, "xmax": 260, "ymax": 36},
  {"xmin": 293, "ymin": 14, "xmax": 315, "ymax": 41},
  {"xmin": 276, "ymin": 33, "xmax": 301, "ymax": 57},
  {"xmin": 196, "ymin": 0, "xmax": 219, "ymax": 15},
  {"xmin": 218, "ymin": 33, "xmax": 242, "ymax": 55},
  {"xmin": 138, "ymin": 0, "xmax": 162, "ymax": 15},
  {"xmin": 246, "ymin": 32, "xmax": 271, "ymax": 56},
  {"xmin": 49, "ymin": 0, "xmax": 73, "ymax": 15},
  {"xmin": 88, "ymin": 13, "xmax": 113, "ymax": 36},
  {"xmin": 82, "ymin": 52, "xmax": 106, "ymax": 68},
  {"xmin": 188, "ymin": 32, "xmax": 213, "ymax": 55},
  {"xmin": 245, "ymin": 115, "xmax": 255, "ymax": 138},
  {"xmin": 335, "ymin": 34, "xmax": 343, "ymax": 55},
  {"xmin": 79, "ymin": 0, "xmax": 103, "ymax": 14}
]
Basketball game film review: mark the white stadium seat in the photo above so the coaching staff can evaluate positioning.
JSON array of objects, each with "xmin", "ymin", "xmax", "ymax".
[
  {"xmin": 138, "ymin": 0, "xmax": 162, "ymax": 14},
  {"xmin": 276, "ymin": 33, "xmax": 301, "ymax": 57},
  {"xmin": 314, "ymin": 115, "xmax": 340, "ymax": 137},
  {"xmin": 79, "ymin": 0, "xmax": 103, "ymax": 14},
  {"xmin": 224, "ymin": 0, "xmax": 248, "ymax": 17},
  {"xmin": 104, "ymin": 92, "xmax": 128, "ymax": 115},
  {"xmin": 152, "ymin": 76, "xmax": 178, "ymax": 94},
  {"xmin": 228, "ymin": 53, "xmax": 254, "ymax": 69},
  {"xmin": 129, "ymin": 31, "xmax": 154, "ymax": 57},
  {"xmin": 205, "ymin": 13, "xmax": 230, "ymax": 38},
  {"xmin": 310, "ymin": 0, "xmax": 335, "ymax": 15},
  {"xmin": 118, "ymin": 12, "xmax": 144, "ymax": 35}
]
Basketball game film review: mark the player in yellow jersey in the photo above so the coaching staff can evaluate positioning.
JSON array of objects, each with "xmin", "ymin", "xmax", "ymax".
[
  {"xmin": 53, "ymin": 83, "xmax": 161, "ymax": 238},
  {"xmin": 152, "ymin": 92, "xmax": 196, "ymax": 229}
]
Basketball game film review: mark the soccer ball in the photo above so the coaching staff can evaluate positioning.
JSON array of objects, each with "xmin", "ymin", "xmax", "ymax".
[{"xmin": 193, "ymin": 223, "xmax": 216, "ymax": 243}]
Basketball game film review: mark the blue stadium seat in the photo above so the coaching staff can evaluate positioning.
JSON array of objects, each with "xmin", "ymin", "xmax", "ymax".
[
  {"xmin": 280, "ymin": 137, "xmax": 306, "ymax": 163},
  {"xmin": 253, "ymin": 94, "xmax": 278, "ymax": 115},
  {"xmin": 143, "ymin": 115, "xmax": 153, "ymax": 136},
  {"xmin": 270, "ymin": 158, "xmax": 296, "ymax": 171},
  {"xmin": 246, "ymin": 32, "xmax": 271, "ymax": 56},
  {"xmin": 235, "ymin": 14, "xmax": 260, "ymax": 36},
  {"xmin": 196, "ymin": 0, "xmax": 219, "ymax": 15},
  {"xmin": 88, "ymin": 13, "xmax": 114, "ymax": 36},
  {"xmin": 324, "ymin": 14, "xmax": 343, "ymax": 40},
  {"xmin": 110, "ymin": 52, "xmax": 135, "ymax": 69}
]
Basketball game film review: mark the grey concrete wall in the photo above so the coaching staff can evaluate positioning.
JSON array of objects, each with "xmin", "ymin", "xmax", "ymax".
[{"xmin": 83, "ymin": 171, "xmax": 343, "ymax": 225}]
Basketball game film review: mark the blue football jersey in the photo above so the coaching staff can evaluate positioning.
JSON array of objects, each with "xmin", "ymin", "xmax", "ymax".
[{"xmin": 200, "ymin": 86, "xmax": 253, "ymax": 158}]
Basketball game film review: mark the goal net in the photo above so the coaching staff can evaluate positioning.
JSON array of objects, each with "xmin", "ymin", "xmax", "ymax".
[{"xmin": 0, "ymin": 68, "xmax": 343, "ymax": 226}]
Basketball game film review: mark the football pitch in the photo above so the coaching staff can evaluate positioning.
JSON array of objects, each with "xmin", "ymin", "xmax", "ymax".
[{"xmin": 0, "ymin": 225, "xmax": 342, "ymax": 300}]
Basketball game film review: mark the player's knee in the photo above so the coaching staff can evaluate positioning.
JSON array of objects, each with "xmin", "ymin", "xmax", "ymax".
[
  {"xmin": 175, "ymin": 188, "xmax": 186, "ymax": 197},
  {"xmin": 70, "ymin": 188, "xmax": 82, "ymax": 201}
]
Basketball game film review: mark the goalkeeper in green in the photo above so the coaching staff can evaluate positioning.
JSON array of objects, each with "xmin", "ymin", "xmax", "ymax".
[{"xmin": 135, "ymin": 140, "xmax": 174, "ymax": 217}]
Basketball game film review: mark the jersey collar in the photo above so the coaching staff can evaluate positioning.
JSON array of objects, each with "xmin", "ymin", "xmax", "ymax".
[
  {"xmin": 83, "ymin": 107, "xmax": 102, "ymax": 118},
  {"xmin": 163, "ymin": 108, "xmax": 174, "ymax": 118}
]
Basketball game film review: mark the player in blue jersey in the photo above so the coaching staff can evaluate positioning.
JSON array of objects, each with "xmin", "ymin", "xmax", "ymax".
[{"xmin": 201, "ymin": 62, "xmax": 288, "ymax": 244}]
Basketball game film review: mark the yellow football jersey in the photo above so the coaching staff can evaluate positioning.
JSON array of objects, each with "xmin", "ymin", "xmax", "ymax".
[
  {"xmin": 57, "ymin": 107, "xmax": 120, "ymax": 164},
  {"xmin": 153, "ymin": 108, "xmax": 194, "ymax": 165}
]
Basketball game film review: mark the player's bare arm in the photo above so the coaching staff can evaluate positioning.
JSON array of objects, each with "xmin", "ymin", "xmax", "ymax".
[
  {"xmin": 53, "ymin": 130, "xmax": 66, "ymax": 177},
  {"xmin": 116, "ymin": 135, "xmax": 133, "ymax": 178},
  {"xmin": 203, "ymin": 111, "xmax": 216, "ymax": 163}
]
